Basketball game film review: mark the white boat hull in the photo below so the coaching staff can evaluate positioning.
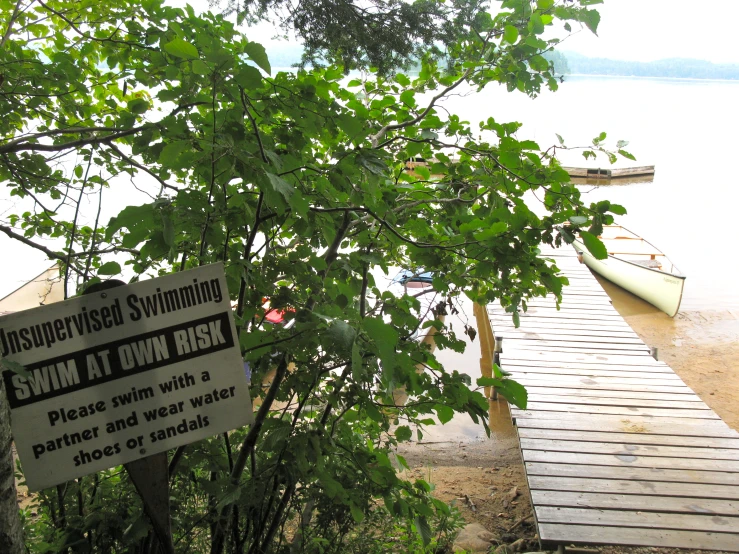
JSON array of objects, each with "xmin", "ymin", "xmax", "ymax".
[{"xmin": 573, "ymin": 239, "xmax": 686, "ymax": 317}]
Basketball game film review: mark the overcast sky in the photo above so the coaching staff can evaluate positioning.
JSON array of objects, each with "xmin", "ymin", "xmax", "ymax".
[
  {"xmin": 561, "ymin": 0, "xmax": 739, "ymax": 64},
  {"xmin": 187, "ymin": 0, "xmax": 739, "ymax": 65}
]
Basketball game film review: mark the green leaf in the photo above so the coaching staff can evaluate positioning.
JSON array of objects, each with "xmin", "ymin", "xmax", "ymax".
[
  {"xmin": 163, "ymin": 38, "xmax": 199, "ymax": 59},
  {"xmin": 235, "ymin": 65, "xmax": 263, "ymax": 89},
  {"xmin": 556, "ymin": 133, "xmax": 565, "ymax": 146},
  {"xmin": 413, "ymin": 165, "xmax": 430, "ymax": 180},
  {"xmin": 364, "ymin": 317, "xmax": 398, "ymax": 370},
  {"xmin": 609, "ymin": 204, "xmax": 627, "ymax": 216},
  {"xmin": 98, "ymin": 261, "xmax": 122, "ymax": 275},
  {"xmin": 244, "ymin": 42, "xmax": 271, "ymax": 74},
  {"xmin": 127, "ymin": 98, "xmax": 150, "ymax": 114},
  {"xmin": 582, "ymin": 8, "xmax": 601, "ymax": 35},
  {"xmin": 503, "ymin": 25, "xmax": 519, "ymax": 44},
  {"xmin": 618, "ymin": 149, "xmax": 636, "ymax": 161},
  {"xmin": 579, "ymin": 230, "xmax": 607, "ymax": 260},
  {"xmin": 288, "ymin": 189, "xmax": 310, "ymax": 217},
  {"xmin": 215, "ymin": 485, "xmax": 241, "ymax": 510},
  {"xmin": 512, "ymin": 311, "xmax": 520, "ymax": 328},
  {"xmin": 495, "ymin": 379, "xmax": 528, "ymax": 409},
  {"xmin": 159, "ymin": 141, "xmax": 189, "ymax": 165},
  {"xmin": 265, "ymin": 173, "xmax": 294, "ymax": 201},
  {"xmin": 0, "ymin": 358, "xmax": 29, "ymax": 379},
  {"xmin": 415, "ymin": 515, "xmax": 432, "ymax": 546},
  {"xmin": 350, "ymin": 503, "xmax": 365, "ymax": 523},
  {"xmin": 435, "ymin": 405, "xmax": 454, "ymax": 424},
  {"xmin": 399, "ymin": 89, "xmax": 415, "ymax": 106},
  {"xmin": 477, "ymin": 377, "xmax": 502, "ymax": 388},
  {"xmin": 569, "ymin": 215, "xmax": 588, "ymax": 225},
  {"xmin": 191, "ymin": 59, "xmax": 209, "ymax": 75},
  {"xmin": 395, "ymin": 425, "xmax": 412, "ymax": 442}
]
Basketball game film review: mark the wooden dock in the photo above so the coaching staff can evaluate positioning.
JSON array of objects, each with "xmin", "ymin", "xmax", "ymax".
[{"xmin": 488, "ymin": 247, "xmax": 739, "ymax": 551}]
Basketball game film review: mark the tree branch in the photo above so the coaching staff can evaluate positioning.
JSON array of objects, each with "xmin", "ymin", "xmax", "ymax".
[{"xmin": 370, "ymin": 68, "xmax": 472, "ymax": 147}]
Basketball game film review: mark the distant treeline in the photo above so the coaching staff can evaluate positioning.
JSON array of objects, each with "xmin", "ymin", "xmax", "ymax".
[
  {"xmin": 263, "ymin": 43, "xmax": 739, "ymax": 81},
  {"xmin": 561, "ymin": 51, "xmax": 739, "ymax": 80}
]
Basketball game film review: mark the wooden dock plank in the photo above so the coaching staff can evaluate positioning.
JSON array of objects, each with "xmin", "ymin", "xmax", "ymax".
[
  {"xmin": 537, "ymin": 524, "xmax": 739, "ymax": 551},
  {"xmin": 500, "ymin": 351, "xmax": 664, "ymax": 365},
  {"xmin": 519, "ymin": 429, "xmax": 739, "ymax": 450},
  {"xmin": 535, "ymin": 506, "xmax": 739, "ymax": 533},
  {"xmin": 521, "ymin": 394, "xmax": 710, "ymax": 409},
  {"xmin": 520, "ymin": 438, "xmax": 739, "ymax": 460},
  {"xmin": 505, "ymin": 345, "xmax": 653, "ymax": 357},
  {"xmin": 504, "ymin": 360, "xmax": 676, "ymax": 373},
  {"xmin": 501, "ymin": 328, "xmax": 642, "ymax": 340},
  {"xmin": 506, "ymin": 368, "xmax": 683, "ymax": 380},
  {"xmin": 513, "ymin": 403, "xmax": 719, "ymax": 419},
  {"xmin": 521, "ymin": 387, "xmax": 702, "ymax": 401},
  {"xmin": 502, "ymin": 331, "xmax": 642, "ymax": 341},
  {"xmin": 514, "ymin": 412, "xmax": 738, "ymax": 437},
  {"xmin": 512, "ymin": 377, "xmax": 694, "ymax": 394},
  {"xmin": 512, "ymin": 375, "xmax": 685, "ymax": 388},
  {"xmin": 530, "ymin": 490, "xmax": 739, "ymax": 516},
  {"xmin": 522, "ymin": 451, "xmax": 739, "ymax": 472},
  {"xmin": 527, "ymin": 471, "xmax": 739, "ymax": 490},
  {"xmin": 504, "ymin": 339, "xmax": 650, "ymax": 352}
]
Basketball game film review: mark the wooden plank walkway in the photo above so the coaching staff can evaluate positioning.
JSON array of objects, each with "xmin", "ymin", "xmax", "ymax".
[{"xmin": 488, "ymin": 246, "xmax": 739, "ymax": 552}]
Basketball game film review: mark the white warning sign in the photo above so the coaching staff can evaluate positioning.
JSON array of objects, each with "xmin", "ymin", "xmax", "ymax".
[{"xmin": 0, "ymin": 263, "xmax": 253, "ymax": 491}]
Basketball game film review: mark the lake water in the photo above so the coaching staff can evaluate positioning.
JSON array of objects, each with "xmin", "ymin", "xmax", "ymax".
[{"xmin": 441, "ymin": 75, "xmax": 739, "ymax": 311}]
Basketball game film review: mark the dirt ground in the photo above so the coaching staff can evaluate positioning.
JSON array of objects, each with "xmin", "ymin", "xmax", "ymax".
[{"xmin": 398, "ymin": 279, "xmax": 739, "ymax": 554}]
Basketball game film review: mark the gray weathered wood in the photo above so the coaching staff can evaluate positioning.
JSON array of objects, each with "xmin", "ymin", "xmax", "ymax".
[
  {"xmin": 514, "ymin": 402, "xmax": 718, "ymax": 419},
  {"xmin": 530, "ymin": 490, "xmax": 739, "ymax": 516},
  {"xmin": 507, "ymin": 367, "xmax": 677, "ymax": 379},
  {"xmin": 522, "ymin": 394, "xmax": 710, "ymax": 409},
  {"xmin": 505, "ymin": 339, "xmax": 650, "ymax": 352},
  {"xmin": 521, "ymin": 387, "xmax": 701, "ymax": 401},
  {"xmin": 537, "ymin": 523, "xmax": 739, "ymax": 551},
  {"xmin": 515, "ymin": 413, "xmax": 738, "ymax": 437},
  {"xmin": 520, "ymin": 438, "xmax": 739, "ymax": 460},
  {"xmin": 507, "ymin": 332, "xmax": 644, "ymax": 344},
  {"xmin": 535, "ymin": 506, "xmax": 739, "ymax": 533},
  {"xmin": 519, "ymin": 429, "xmax": 739, "ymax": 449},
  {"xmin": 527, "ymin": 471, "xmax": 739, "ymax": 491},
  {"xmin": 512, "ymin": 375, "xmax": 686, "ymax": 388},
  {"xmin": 523, "ymin": 450, "xmax": 739, "ymax": 472},
  {"xmin": 501, "ymin": 358, "xmax": 674, "ymax": 372},
  {"xmin": 501, "ymin": 351, "xmax": 665, "ymax": 365},
  {"xmin": 512, "ymin": 377, "xmax": 694, "ymax": 394}
]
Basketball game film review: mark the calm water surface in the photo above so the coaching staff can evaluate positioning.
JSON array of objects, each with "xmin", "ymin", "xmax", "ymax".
[{"xmin": 443, "ymin": 75, "xmax": 739, "ymax": 311}]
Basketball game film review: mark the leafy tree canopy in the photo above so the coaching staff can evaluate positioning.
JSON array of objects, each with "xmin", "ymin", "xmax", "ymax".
[
  {"xmin": 0, "ymin": 0, "xmax": 626, "ymax": 552},
  {"xmin": 217, "ymin": 0, "xmax": 600, "ymax": 74}
]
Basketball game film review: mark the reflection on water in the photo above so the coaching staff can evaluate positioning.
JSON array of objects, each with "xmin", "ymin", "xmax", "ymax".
[{"xmin": 406, "ymin": 299, "xmax": 518, "ymax": 445}]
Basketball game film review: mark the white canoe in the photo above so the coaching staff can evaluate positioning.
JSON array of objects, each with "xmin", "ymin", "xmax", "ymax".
[{"xmin": 572, "ymin": 225, "xmax": 686, "ymax": 317}]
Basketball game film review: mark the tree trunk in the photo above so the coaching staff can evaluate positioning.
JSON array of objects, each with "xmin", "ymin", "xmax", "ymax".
[{"xmin": 0, "ymin": 377, "xmax": 25, "ymax": 554}]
